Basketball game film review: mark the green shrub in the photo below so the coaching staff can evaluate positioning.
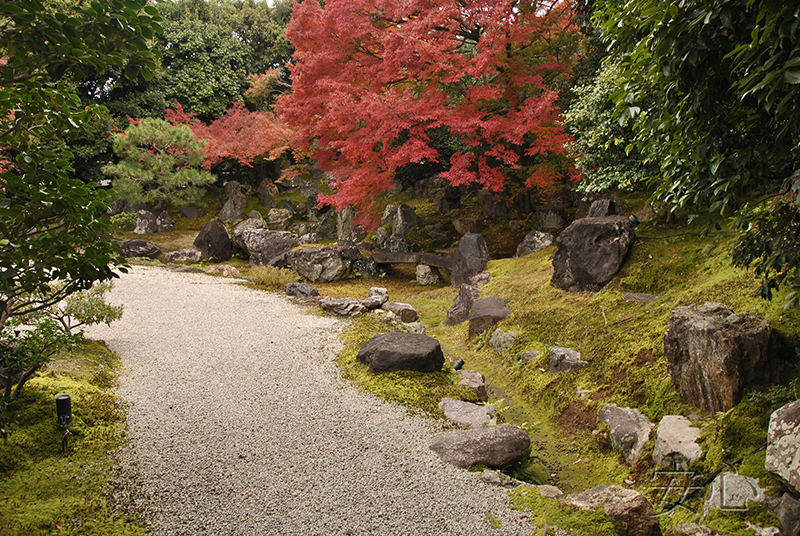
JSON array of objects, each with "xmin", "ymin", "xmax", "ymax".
[
  {"xmin": 248, "ymin": 265, "xmax": 300, "ymax": 290},
  {"xmin": 109, "ymin": 212, "xmax": 137, "ymax": 234}
]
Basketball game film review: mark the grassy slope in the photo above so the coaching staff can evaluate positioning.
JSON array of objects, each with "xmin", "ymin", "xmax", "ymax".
[{"xmin": 317, "ymin": 213, "xmax": 800, "ymax": 534}]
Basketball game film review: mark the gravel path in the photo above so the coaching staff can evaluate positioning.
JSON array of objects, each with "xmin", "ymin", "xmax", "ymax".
[{"xmin": 85, "ymin": 265, "xmax": 534, "ymax": 535}]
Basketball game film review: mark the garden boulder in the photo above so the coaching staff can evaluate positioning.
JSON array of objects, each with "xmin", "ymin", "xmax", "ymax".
[
  {"xmin": 550, "ymin": 215, "xmax": 635, "ymax": 291},
  {"xmin": 468, "ymin": 297, "xmax": 511, "ymax": 338},
  {"xmin": 442, "ymin": 284, "xmax": 481, "ymax": 326},
  {"xmin": 664, "ymin": 302, "xmax": 782, "ymax": 413},
  {"xmin": 429, "ymin": 424, "xmax": 530, "ymax": 469},
  {"xmin": 194, "ymin": 218, "xmax": 232, "ymax": 262},
  {"xmin": 451, "ymin": 232, "xmax": 489, "ymax": 286},
  {"xmin": 356, "ymin": 332, "xmax": 444, "ymax": 373},
  {"xmin": 288, "ymin": 245, "xmax": 360, "ymax": 283}
]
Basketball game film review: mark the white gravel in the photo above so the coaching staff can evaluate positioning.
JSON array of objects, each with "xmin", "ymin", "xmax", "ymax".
[{"xmin": 85, "ymin": 265, "xmax": 535, "ymax": 535}]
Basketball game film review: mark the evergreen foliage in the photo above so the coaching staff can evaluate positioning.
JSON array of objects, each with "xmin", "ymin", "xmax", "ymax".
[{"xmin": 103, "ymin": 118, "xmax": 217, "ymax": 208}]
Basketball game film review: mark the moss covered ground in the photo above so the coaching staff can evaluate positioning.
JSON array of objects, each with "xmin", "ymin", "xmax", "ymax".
[
  {"xmin": 314, "ymin": 207, "xmax": 800, "ymax": 534},
  {"xmin": 0, "ymin": 341, "xmax": 144, "ymax": 536}
]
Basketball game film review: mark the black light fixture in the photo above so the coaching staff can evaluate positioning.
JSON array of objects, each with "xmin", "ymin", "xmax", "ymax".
[
  {"xmin": 56, "ymin": 395, "xmax": 72, "ymax": 454},
  {"xmin": 453, "ymin": 359, "xmax": 465, "ymax": 370},
  {"xmin": 629, "ymin": 214, "xmax": 641, "ymax": 226}
]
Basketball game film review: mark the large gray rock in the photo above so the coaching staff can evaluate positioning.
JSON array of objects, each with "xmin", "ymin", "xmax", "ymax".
[
  {"xmin": 357, "ymin": 332, "xmax": 444, "ymax": 373},
  {"xmin": 134, "ymin": 209, "xmax": 158, "ymax": 234},
  {"xmin": 549, "ymin": 346, "xmax": 588, "ymax": 374},
  {"xmin": 456, "ymin": 370, "xmax": 488, "ymax": 401},
  {"xmin": 193, "ymin": 218, "xmax": 232, "ymax": 262},
  {"xmin": 439, "ymin": 397, "xmax": 497, "ymax": 428},
  {"xmin": 515, "ymin": 230, "xmax": 554, "ymax": 257},
  {"xmin": 703, "ymin": 472, "xmax": 766, "ymax": 517},
  {"xmin": 468, "ymin": 297, "xmax": 511, "ymax": 338},
  {"xmin": 766, "ymin": 400, "xmax": 800, "ymax": 495},
  {"xmin": 288, "ymin": 245, "xmax": 360, "ymax": 282},
  {"xmin": 451, "ymin": 233, "xmax": 490, "ymax": 287},
  {"xmin": 429, "ymin": 424, "xmax": 530, "ymax": 469},
  {"xmin": 268, "ymin": 208, "xmax": 293, "ymax": 231},
  {"xmin": 653, "ymin": 415, "xmax": 702, "ymax": 470},
  {"xmin": 550, "ymin": 215, "xmax": 635, "ymax": 291},
  {"xmin": 232, "ymin": 229, "xmax": 300, "ymax": 267},
  {"xmin": 156, "ymin": 210, "xmax": 175, "ymax": 232},
  {"xmin": 219, "ymin": 199, "xmax": 244, "ymax": 223},
  {"xmin": 563, "ymin": 485, "xmax": 661, "ymax": 536},
  {"xmin": 442, "ymin": 284, "xmax": 481, "ymax": 326},
  {"xmin": 120, "ymin": 239, "xmax": 161, "ymax": 259},
  {"xmin": 164, "ymin": 248, "xmax": 202, "ymax": 264},
  {"xmin": 664, "ymin": 302, "xmax": 782, "ymax": 413}
]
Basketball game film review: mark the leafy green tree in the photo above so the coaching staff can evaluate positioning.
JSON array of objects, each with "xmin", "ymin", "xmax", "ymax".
[
  {"xmin": 564, "ymin": 65, "xmax": 657, "ymax": 195},
  {"xmin": 1, "ymin": 0, "xmax": 162, "ymax": 326},
  {"xmin": 597, "ymin": 0, "xmax": 800, "ymax": 306},
  {"xmin": 103, "ymin": 118, "xmax": 217, "ymax": 208}
]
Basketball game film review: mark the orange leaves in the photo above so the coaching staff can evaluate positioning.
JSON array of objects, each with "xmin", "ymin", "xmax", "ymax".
[
  {"xmin": 166, "ymin": 101, "xmax": 294, "ymax": 169},
  {"xmin": 278, "ymin": 0, "xmax": 580, "ymax": 225}
]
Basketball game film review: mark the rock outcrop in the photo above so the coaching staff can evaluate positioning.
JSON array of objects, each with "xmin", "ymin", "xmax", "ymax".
[
  {"xmin": 288, "ymin": 245, "xmax": 360, "ymax": 283},
  {"xmin": 550, "ymin": 215, "xmax": 635, "ymax": 291},
  {"xmin": 120, "ymin": 239, "xmax": 161, "ymax": 259},
  {"xmin": 442, "ymin": 284, "xmax": 481, "ymax": 327},
  {"xmin": 468, "ymin": 297, "xmax": 511, "ymax": 338},
  {"xmin": 653, "ymin": 415, "xmax": 702, "ymax": 470},
  {"xmin": 664, "ymin": 302, "xmax": 781, "ymax": 413},
  {"xmin": 451, "ymin": 233, "xmax": 490, "ymax": 287}
]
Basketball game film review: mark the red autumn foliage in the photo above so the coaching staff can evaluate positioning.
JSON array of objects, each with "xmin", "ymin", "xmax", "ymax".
[
  {"xmin": 277, "ymin": 0, "xmax": 580, "ymax": 226},
  {"xmin": 165, "ymin": 101, "xmax": 293, "ymax": 170}
]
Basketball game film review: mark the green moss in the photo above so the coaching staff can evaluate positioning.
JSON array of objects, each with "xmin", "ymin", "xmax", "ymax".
[
  {"xmin": 509, "ymin": 487, "xmax": 622, "ymax": 535},
  {"xmin": 336, "ymin": 316, "xmax": 481, "ymax": 414},
  {"xmin": 0, "ymin": 341, "xmax": 145, "ymax": 535}
]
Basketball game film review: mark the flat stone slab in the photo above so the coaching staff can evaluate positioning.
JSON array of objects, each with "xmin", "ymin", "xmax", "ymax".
[
  {"xmin": 654, "ymin": 415, "xmax": 702, "ymax": 470},
  {"xmin": 429, "ymin": 424, "xmax": 530, "ymax": 469},
  {"xmin": 439, "ymin": 397, "xmax": 497, "ymax": 429}
]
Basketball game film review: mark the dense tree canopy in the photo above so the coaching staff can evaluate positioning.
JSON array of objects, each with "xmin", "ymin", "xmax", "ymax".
[
  {"xmin": 278, "ymin": 0, "xmax": 581, "ymax": 225},
  {"xmin": 0, "ymin": 0, "xmax": 162, "ymax": 326},
  {"xmin": 596, "ymin": 0, "xmax": 800, "ymax": 306}
]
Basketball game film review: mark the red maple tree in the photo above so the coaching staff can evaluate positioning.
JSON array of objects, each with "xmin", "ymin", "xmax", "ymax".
[
  {"xmin": 166, "ymin": 101, "xmax": 293, "ymax": 170},
  {"xmin": 277, "ymin": 0, "xmax": 580, "ymax": 226}
]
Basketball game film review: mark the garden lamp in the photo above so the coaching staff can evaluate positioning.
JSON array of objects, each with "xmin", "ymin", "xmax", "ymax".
[{"xmin": 56, "ymin": 395, "xmax": 72, "ymax": 454}]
